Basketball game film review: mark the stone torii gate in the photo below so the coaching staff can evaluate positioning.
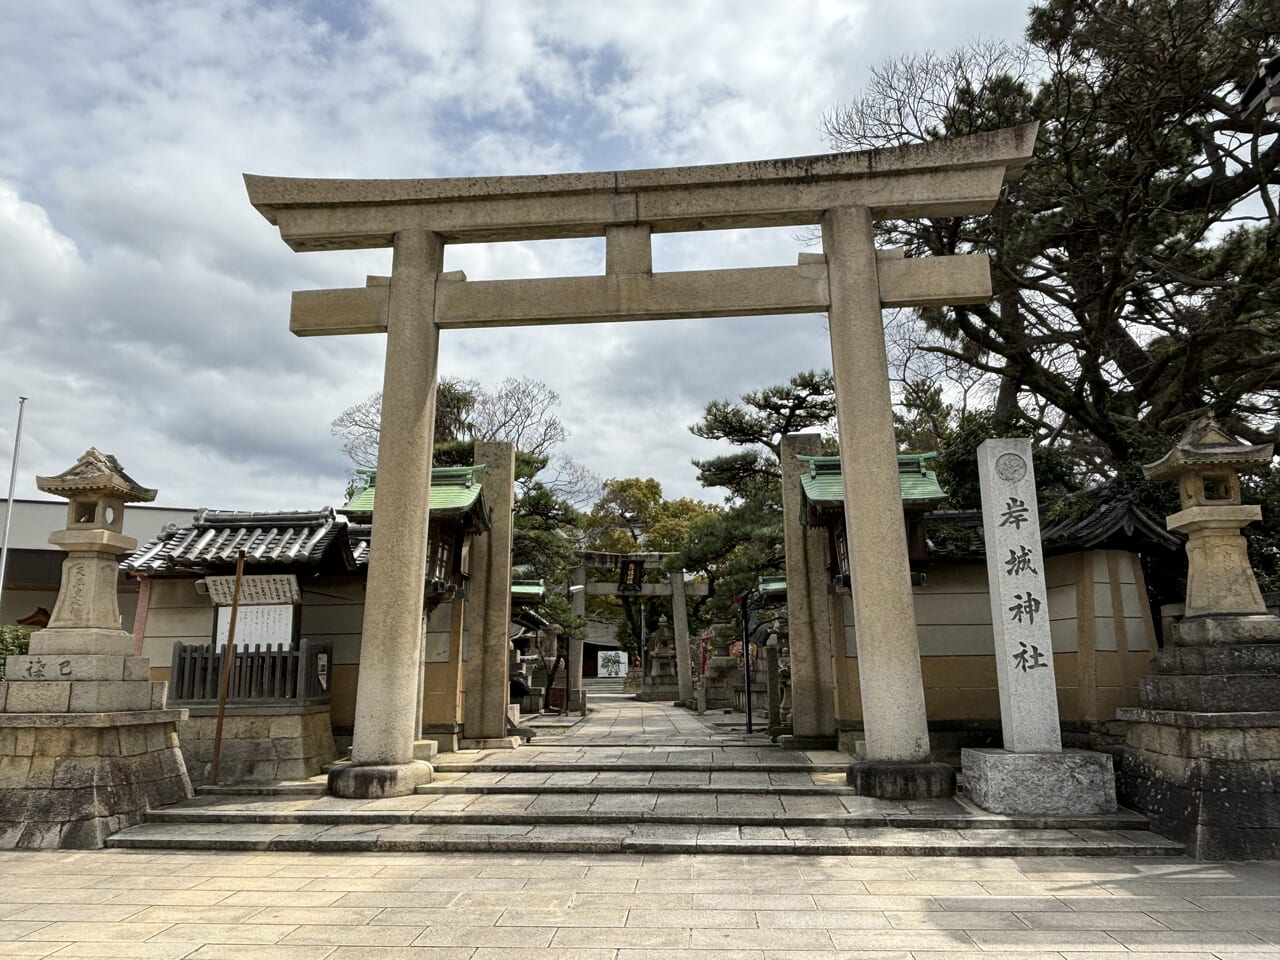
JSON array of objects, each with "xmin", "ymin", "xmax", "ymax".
[
  {"xmin": 568, "ymin": 551, "xmax": 710, "ymax": 711},
  {"xmin": 245, "ymin": 124, "xmax": 1037, "ymax": 798}
]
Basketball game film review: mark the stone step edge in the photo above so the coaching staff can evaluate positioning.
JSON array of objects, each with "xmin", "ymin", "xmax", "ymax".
[
  {"xmin": 430, "ymin": 762, "xmax": 852, "ymax": 773},
  {"xmin": 419, "ymin": 783, "xmax": 864, "ymax": 796},
  {"xmin": 146, "ymin": 808, "xmax": 1152, "ymax": 831},
  {"xmin": 106, "ymin": 832, "xmax": 1184, "ymax": 857}
]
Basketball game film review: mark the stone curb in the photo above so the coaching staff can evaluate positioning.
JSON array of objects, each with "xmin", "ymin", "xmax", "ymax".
[
  {"xmin": 144, "ymin": 807, "xmax": 1152, "ymax": 830},
  {"xmin": 430, "ymin": 761, "xmax": 851, "ymax": 773}
]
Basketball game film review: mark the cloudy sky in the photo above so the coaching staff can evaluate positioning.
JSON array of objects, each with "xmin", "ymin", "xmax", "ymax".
[{"xmin": 0, "ymin": 0, "xmax": 1030, "ymax": 512}]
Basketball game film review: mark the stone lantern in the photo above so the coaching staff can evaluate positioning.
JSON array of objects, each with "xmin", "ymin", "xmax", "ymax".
[
  {"xmin": 639, "ymin": 615, "xmax": 680, "ymax": 701},
  {"xmin": 0, "ymin": 449, "xmax": 191, "ymax": 849},
  {"xmin": 31, "ymin": 448, "xmax": 157, "ymax": 655},
  {"xmin": 1143, "ymin": 416, "xmax": 1276, "ymax": 624},
  {"xmin": 1118, "ymin": 417, "xmax": 1280, "ymax": 858}
]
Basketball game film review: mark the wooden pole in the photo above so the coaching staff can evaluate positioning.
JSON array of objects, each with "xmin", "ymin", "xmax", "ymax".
[{"xmin": 211, "ymin": 550, "xmax": 246, "ymax": 783}]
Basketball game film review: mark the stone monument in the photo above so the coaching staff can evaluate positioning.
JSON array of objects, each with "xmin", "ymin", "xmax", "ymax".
[
  {"xmin": 961, "ymin": 438, "xmax": 1116, "ymax": 815},
  {"xmin": 0, "ymin": 449, "xmax": 191, "ymax": 847},
  {"xmin": 1118, "ymin": 416, "xmax": 1280, "ymax": 858}
]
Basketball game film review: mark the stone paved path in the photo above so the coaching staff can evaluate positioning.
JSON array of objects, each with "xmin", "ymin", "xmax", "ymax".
[
  {"xmin": 2, "ymin": 847, "xmax": 1277, "ymax": 958},
  {"xmin": 108, "ymin": 692, "xmax": 1181, "ymax": 856}
]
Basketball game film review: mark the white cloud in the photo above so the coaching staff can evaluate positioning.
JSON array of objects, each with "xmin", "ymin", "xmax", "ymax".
[{"xmin": 0, "ymin": 0, "xmax": 1030, "ymax": 512}]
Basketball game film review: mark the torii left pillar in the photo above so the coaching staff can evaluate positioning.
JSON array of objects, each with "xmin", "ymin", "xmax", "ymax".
[{"xmin": 328, "ymin": 229, "xmax": 441, "ymax": 798}]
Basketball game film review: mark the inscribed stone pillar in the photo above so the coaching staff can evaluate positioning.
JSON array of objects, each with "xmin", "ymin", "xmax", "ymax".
[
  {"xmin": 964, "ymin": 438, "xmax": 1115, "ymax": 817},
  {"xmin": 463, "ymin": 441, "xmax": 515, "ymax": 741},
  {"xmin": 670, "ymin": 570, "xmax": 694, "ymax": 706},
  {"xmin": 822, "ymin": 207, "xmax": 932, "ymax": 766},
  {"xmin": 976, "ymin": 438, "xmax": 1062, "ymax": 753},
  {"xmin": 780, "ymin": 433, "xmax": 835, "ymax": 740},
  {"xmin": 331, "ymin": 228, "xmax": 442, "ymax": 797}
]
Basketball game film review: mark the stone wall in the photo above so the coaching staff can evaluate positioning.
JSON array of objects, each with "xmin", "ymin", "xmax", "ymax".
[
  {"xmin": 0, "ymin": 714, "xmax": 190, "ymax": 848},
  {"xmin": 178, "ymin": 706, "xmax": 337, "ymax": 786}
]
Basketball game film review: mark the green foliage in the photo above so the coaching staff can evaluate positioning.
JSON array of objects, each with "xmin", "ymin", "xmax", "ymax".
[
  {"xmin": 935, "ymin": 410, "xmax": 1081, "ymax": 509},
  {"xmin": 0, "ymin": 626, "xmax": 32, "ymax": 681},
  {"xmin": 894, "ymin": 379, "xmax": 955, "ymax": 453},
  {"xmin": 690, "ymin": 370, "xmax": 835, "ymax": 501},
  {"xmin": 1243, "ymin": 465, "xmax": 1280, "ymax": 595},
  {"xmin": 825, "ymin": 1, "xmax": 1279, "ymax": 472}
]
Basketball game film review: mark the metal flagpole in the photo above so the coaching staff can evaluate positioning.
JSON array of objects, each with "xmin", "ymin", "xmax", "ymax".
[{"xmin": 0, "ymin": 396, "xmax": 29, "ymax": 619}]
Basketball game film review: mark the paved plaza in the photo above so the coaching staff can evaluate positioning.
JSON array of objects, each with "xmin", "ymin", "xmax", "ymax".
[
  {"xmin": 0, "ymin": 690, "xmax": 1274, "ymax": 956},
  {"xmin": 1, "ymin": 846, "xmax": 1278, "ymax": 958}
]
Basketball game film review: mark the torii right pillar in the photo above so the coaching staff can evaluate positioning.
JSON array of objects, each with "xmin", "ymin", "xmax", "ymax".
[{"xmin": 824, "ymin": 206, "xmax": 955, "ymax": 799}]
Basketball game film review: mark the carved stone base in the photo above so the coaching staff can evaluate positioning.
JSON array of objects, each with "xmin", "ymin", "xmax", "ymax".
[
  {"xmin": 962, "ymin": 747, "xmax": 1117, "ymax": 816},
  {"xmin": 327, "ymin": 760, "xmax": 433, "ymax": 798},
  {"xmin": 847, "ymin": 760, "xmax": 956, "ymax": 799},
  {"xmin": 0, "ymin": 710, "xmax": 192, "ymax": 849}
]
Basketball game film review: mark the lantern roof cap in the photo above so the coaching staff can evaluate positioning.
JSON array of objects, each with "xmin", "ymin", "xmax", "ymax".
[
  {"xmin": 1143, "ymin": 416, "xmax": 1274, "ymax": 481},
  {"xmin": 36, "ymin": 448, "xmax": 157, "ymax": 503}
]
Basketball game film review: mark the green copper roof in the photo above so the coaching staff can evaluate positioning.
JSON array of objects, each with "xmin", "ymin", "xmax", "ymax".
[
  {"xmin": 756, "ymin": 575, "xmax": 787, "ymax": 600},
  {"xmin": 511, "ymin": 579, "xmax": 546, "ymax": 603},
  {"xmin": 797, "ymin": 454, "xmax": 946, "ymax": 511},
  {"xmin": 341, "ymin": 466, "xmax": 488, "ymax": 520}
]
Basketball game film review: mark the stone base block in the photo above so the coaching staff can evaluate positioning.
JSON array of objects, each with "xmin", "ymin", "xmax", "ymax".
[
  {"xmin": 636, "ymin": 685, "xmax": 682, "ymax": 702},
  {"xmin": 327, "ymin": 760, "xmax": 433, "ymax": 798},
  {"xmin": 5, "ymin": 655, "xmax": 150, "ymax": 682},
  {"xmin": 412, "ymin": 739, "xmax": 439, "ymax": 761},
  {"xmin": 1173, "ymin": 614, "xmax": 1280, "ymax": 647},
  {"xmin": 847, "ymin": 761, "xmax": 956, "ymax": 799},
  {"xmin": 0, "ymin": 680, "xmax": 167, "ymax": 714},
  {"xmin": 962, "ymin": 747, "xmax": 1117, "ymax": 816},
  {"xmin": 0, "ymin": 714, "xmax": 192, "ymax": 849},
  {"xmin": 1117, "ymin": 713, "xmax": 1280, "ymax": 859},
  {"xmin": 1139, "ymin": 672, "xmax": 1279, "ymax": 712},
  {"xmin": 27, "ymin": 628, "xmax": 136, "ymax": 657},
  {"xmin": 779, "ymin": 735, "xmax": 838, "ymax": 751},
  {"xmin": 460, "ymin": 736, "xmax": 521, "ymax": 750},
  {"xmin": 506, "ymin": 704, "xmax": 521, "ymax": 726},
  {"xmin": 177, "ymin": 707, "xmax": 337, "ymax": 786}
]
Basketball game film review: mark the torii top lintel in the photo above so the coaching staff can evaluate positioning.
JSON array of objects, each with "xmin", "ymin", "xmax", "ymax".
[{"xmin": 244, "ymin": 124, "xmax": 1037, "ymax": 251}]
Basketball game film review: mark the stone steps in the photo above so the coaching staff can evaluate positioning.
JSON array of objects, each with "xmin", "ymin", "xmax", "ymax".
[
  {"xmin": 140, "ymin": 802, "xmax": 1154, "ymax": 832},
  {"xmin": 106, "ymin": 819, "xmax": 1183, "ymax": 856}
]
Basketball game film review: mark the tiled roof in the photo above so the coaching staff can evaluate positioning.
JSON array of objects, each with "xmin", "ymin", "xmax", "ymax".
[
  {"xmin": 124, "ymin": 508, "xmax": 356, "ymax": 574},
  {"xmin": 923, "ymin": 486, "xmax": 1181, "ymax": 560},
  {"xmin": 341, "ymin": 466, "xmax": 488, "ymax": 523},
  {"xmin": 798, "ymin": 453, "xmax": 947, "ymax": 514}
]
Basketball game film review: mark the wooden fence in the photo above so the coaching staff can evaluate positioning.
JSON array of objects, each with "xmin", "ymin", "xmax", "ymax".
[{"xmin": 170, "ymin": 638, "xmax": 332, "ymax": 705}]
